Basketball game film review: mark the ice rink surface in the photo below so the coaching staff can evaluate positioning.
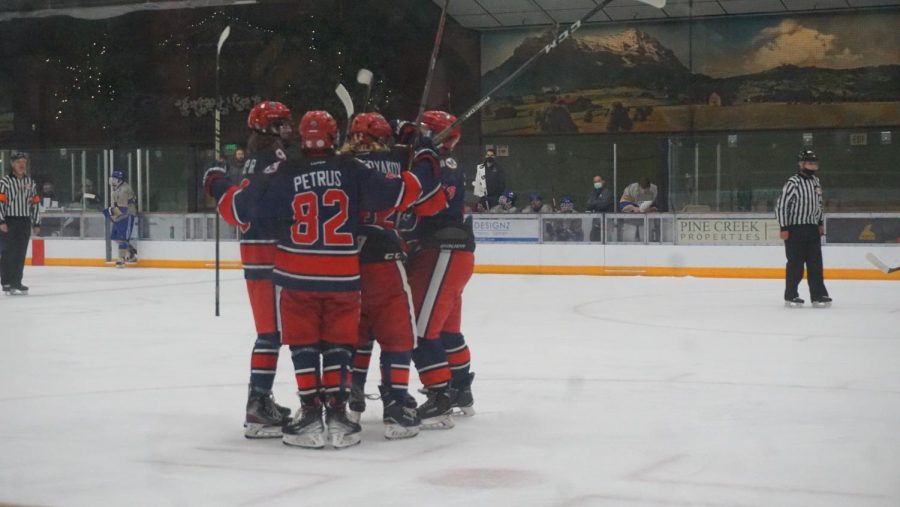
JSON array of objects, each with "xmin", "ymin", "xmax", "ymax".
[{"xmin": 1, "ymin": 266, "xmax": 898, "ymax": 507}]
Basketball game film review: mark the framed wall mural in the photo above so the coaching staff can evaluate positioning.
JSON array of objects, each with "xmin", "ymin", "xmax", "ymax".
[{"xmin": 480, "ymin": 12, "xmax": 900, "ymax": 135}]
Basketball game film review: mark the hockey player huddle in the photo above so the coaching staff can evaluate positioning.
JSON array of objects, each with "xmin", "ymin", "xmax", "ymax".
[{"xmin": 204, "ymin": 101, "xmax": 476, "ymax": 449}]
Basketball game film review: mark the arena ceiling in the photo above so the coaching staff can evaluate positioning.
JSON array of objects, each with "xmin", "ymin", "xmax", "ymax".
[
  {"xmin": 432, "ymin": 0, "xmax": 900, "ymax": 28},
  {"xmin": 1, "ymin": 0, "xmax": 898, "ymax": 22}
]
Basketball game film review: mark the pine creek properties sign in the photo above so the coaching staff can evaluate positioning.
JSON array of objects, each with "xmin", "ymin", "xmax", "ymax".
[{"xmin": 677, "ymin": 218, "xmax": 781, "ymax": 245}]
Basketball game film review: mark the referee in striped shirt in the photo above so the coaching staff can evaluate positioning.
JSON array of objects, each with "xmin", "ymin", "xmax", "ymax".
[
  {"xmin": 0, "ymin": 152, "xmax": 41, "ymax": 294},
  {"xmin": 775, "ymin": 149, "xmax": 831, "ymax": 306}
]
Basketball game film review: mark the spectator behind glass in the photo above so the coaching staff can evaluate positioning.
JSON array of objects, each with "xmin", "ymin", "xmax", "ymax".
[
  {"xmin": 73, "ymin": 178, "xmax": 102, "ymax": 210},
  {"xmin": 545, "ymin": 196, "xmax": 584, "ymax": 241},
  {"xmin": 227, "ymin": 147, "xmax": 248, "ymax": 181},
  {"xmin": 489, "ymin": 191, "xmax": 518, "ymax": 213},
  {"xmin": 521, "ymin": 192, "xmax": 553, "ymax": 213},
  {"xmin": 619, "ymin": 176, "xmax": 658, "ymax": 213},
  {"xmin": 586, "ymin": 175, "xmax": 614, "ymax": 213},
  {"xmin": 557, "ymin": 195, "xmax": 576, "ymax": 213},
  {"xmin": 483, "ymin": 149, "xmax": 506, "ymax": 208},
  {"xmin": 40, "ymin": 181, "xmax": 57, "ymax": 203}
]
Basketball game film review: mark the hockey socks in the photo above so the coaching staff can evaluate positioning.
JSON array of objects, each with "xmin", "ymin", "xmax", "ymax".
[
  {"xmin": 322, "ymin": 343, "xmax": 353, "ymax": 403},
  {"xmin": 412, "ymin": 339, "xmax": 451, "ymax": 389},
  {"xmin": 290, "ymin": 344, "xmax": 321, "ymax": 398},
  {"xmin": 379, "ymin": 351, "xmax": 412, "ymax": 403},
  {"xmin": 249, "ymin": 332, "xmax": 281, "ymax": 394},
  {"xmin": 350, "ymin": 339, "xmax": 374, "ymax": 388},
  {"xmin": 440, "ymin": 332, "xmax": 471, "ymax": 387}
]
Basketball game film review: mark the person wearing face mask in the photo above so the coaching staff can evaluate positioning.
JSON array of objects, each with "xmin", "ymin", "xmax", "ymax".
[
  {"xmin": 586, "ymin": 175, "xmax": 613, "ymax": 213},
  {"xmin": 481, "ymin": 149, "xmax": 506, "ymax": 209},
  {"xmin": 775, "ymin": 149, "xmax": 831, "ymax": 308}
]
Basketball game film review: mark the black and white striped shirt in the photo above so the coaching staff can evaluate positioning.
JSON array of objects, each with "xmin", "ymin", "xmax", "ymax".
[
  {"xmin": 0, "ymin": 174, "xmax": 41, "ymax": 225},
  {"xmin": 775, "ymin": 172, "xmax": 823, "ymax": 230}
]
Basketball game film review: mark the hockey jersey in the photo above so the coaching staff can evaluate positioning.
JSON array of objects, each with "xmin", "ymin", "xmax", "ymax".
[
  {"xmin": 356, "ymin": 145, "xmax": 445, "ymax": 263},
  {"xmin": 401, "ymin": 149, "xmax": 475, "ymax": 252},
  {"xmin": 209, "ymin": 148, "xmax": 287, "ymax": 280},
  {"xmin": 219, "ymin": 153, "xmax": 421, "ymax": 292}
]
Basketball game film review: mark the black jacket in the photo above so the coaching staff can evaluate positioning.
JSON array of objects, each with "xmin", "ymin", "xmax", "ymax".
[
  {"xmin": 586, "ymin": 186, "xmax": 614, "ymax": 213},
  {"xmin": 484, "ymin": 164, "xmax": 505, "ymax": 198}
]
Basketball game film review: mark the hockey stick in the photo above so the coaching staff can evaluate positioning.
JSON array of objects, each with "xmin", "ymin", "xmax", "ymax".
[
  {"xmin": 412, "ymin": 0, "xmax": 450, "ymax": 150},
  {"xmin": 214, "ymin": 24, "xmax": 230, "ymax": 317},
  {"xmin": 433, "ymin": 0, "xmax": 666, "ymax": 144},
  {"xmin": 336, "ymin": 83, "xmax": 354, "ymax": 144},
  {"xmin": 865, "ymin": 252, "xmax": 900, "ymax": 274},
  {"xmin": 357, "ymin": 68, "xmax": 374, "ymax": 112}
]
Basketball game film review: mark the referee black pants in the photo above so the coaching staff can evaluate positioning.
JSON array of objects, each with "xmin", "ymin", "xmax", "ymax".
[
  {"xmin": 784, "ymin": 224, "xmax": 829, "ymax": 301},
  {"xmin": 1, "ymin": 217, "xmax": 31, "ymax": 287}
]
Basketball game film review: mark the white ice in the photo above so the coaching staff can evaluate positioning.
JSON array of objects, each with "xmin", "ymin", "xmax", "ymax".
[{"xmin": 1, "ymin": 267, "xmax": 899, "ymax": 507}]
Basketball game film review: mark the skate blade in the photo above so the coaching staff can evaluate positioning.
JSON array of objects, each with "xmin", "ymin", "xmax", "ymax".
[
  {"xmin": 784, "ymin": 302, "xmax": 803, "ymax": 308},
  {"xmin": 8, "ymin": 290, "xmax": 27, "ymax": 296},
  {"xmin": 812, "ymin": 302, "xmax": 832, "ymax": 308},
  {"xmin": 384, "ymin": 423, "xmax": 420, "ymax": 440},
  {"xmin": 329, "ymin": 432, "xmax": 362, "ymax": 449},
  {"xmin": 420, "ymin": 415, "xmax": 455, "ymax": 430},
  {"xmin": 452, "ymin": 406, "xmax": 475, "ymax": 417},
  {"xmin": 244, "ymin": 423, "xmax": 283, "ymax": 439},
  {"xmin": 283, "ymin": 432, "xmax": 326, "ymax": 449}
]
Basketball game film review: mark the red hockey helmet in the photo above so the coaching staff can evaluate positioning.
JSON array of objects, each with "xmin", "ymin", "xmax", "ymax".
[
  {"xmin": 350, "ymin": 112, "xmax": 392, "ymax": 142},
  {"xmin": 422, "ymin": 110, "xmax": 461, "ymax": 151},
  {"xmin": 247, "ymin": 101, "xmax": 292, "ymax": 134},
  {"xmin": 299, "ymin": 110, "xmax": 338, "ymax": 151}
]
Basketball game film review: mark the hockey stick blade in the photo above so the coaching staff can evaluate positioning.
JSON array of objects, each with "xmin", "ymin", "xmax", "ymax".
[
  {"xmin": 357, "ymin": 68, "xmax": 373, "ymax": 86},
  {"xmin": 335, "ymin": 83, "xmax": 354, "ymax": 141},
  {"xmin": 635, "ymin": 0, "xmax": 667, "ymax": 8},
  {"xmin": 336, "ymin": 83, "xmax": 354, "ymax": 119},
  {"xmin": 865, "ymin": 252, "xmax": 899, "ymax": 274}
]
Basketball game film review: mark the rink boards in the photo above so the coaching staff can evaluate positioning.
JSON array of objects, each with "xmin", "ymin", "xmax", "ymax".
[{"xmin": 22, "ymin": 238, "xmax": 899, "ymax": 280}]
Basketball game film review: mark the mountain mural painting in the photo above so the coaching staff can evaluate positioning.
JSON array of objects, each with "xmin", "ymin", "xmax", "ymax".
[{"xmin": 480, "ymin": 13, "xmax": 900, "ymax": 135}]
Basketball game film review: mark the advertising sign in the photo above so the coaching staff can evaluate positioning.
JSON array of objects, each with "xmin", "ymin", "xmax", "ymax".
[
  {"xmin": 472, "ymin": 216, "xmax": 540, "ymax": 243},
  {"xmin": 677, "ymin": 217, "xmax": 782, "ymax": 244}
]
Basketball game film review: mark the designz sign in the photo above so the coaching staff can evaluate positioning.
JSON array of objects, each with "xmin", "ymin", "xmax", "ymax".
[{"xmin": 472, "ymin": 217, "xmax": 541, "ymax": 242}]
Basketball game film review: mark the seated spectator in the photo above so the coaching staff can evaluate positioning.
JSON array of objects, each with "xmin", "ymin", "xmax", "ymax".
[
  {"xmin": 556, "ymin": 195, "xmax": 577, "ymax": 213},
  {"xmin": 619, "ymin": 176, "xmax": 658, "ymax": 213},
  {"xmin": 490, "ymin": 191, "xmax": 518, "ymax": 213},
  {"xmin": 520, "ymin": 192, "xmax": 553, "ymax": 213},
  {"xmin": 545, "ymin": 198, "xmax": 584, "ymax": 241},
  {"xmin": 586, "ymin": 175, "xmax": 614, "ymax": 213}
]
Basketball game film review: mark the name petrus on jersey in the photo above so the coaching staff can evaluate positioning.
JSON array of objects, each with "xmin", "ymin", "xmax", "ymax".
[{"xmin": 293, "ymin": 170, "xmax": 343, "ymax": 191}]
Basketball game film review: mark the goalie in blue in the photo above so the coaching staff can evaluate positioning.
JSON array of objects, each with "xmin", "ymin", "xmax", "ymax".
[{"xmin": 103, "ymin": 170, "xmax": 138, "ymax": 268}]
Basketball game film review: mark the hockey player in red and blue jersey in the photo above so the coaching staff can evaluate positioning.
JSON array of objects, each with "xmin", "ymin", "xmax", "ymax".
[
  {"xmin": 341, "ymin": 112, "xmax": 447, "ymax": 440},
  {"xmin": 203, "ymin": 100, "xmax": 294, "ymax": 439},
  {"xmin": 401, "ymin": 111, "xmax": 476, "ymax": 430},
  {"xmin": 214, "ymin": 110, "xmax": 422, "ymax": 449}
]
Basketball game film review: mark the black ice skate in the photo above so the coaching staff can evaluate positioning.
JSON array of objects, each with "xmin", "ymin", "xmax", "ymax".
[
  {"xmin": 784, "ymin": 297, "xmax": 804, "ymax": 308},
  {"xmin": 449, "ymin": 372, "xmax": 476, "ymax": 417},
  {"xmin": 9, "ymin": 284, "xmax": 28, "ymax": 296},
  {"xmin": 417, "ymin": 387, "xmax": 454, "ymax": 430},
  {"xmin": 379, "ymin": 386, "xmax": 420, "ymax": 440},
  {"xmin": 812, "ymin": 296, "xmax": 832, "ymax": 308},
  {"xmin": 2, "ymin": 284, "xmax": 11, "ymax": 294},
  {"xmin": 244, "ymin": 391, "xmax": 290, "ymax": 439},
  {"xmin": 347, "ymin": 383, "xmax": 366, "ymax": 424},
  {"xmin": 282, "ymin": 396, "xmax": 326, "ymax": 449},
  {"xmin": 127, "ymin": 246, "xmax": 138, "ymax": 263},
  {"xmin": 325, "ymin": 397, "xmax": 362, "ymax": 449}
]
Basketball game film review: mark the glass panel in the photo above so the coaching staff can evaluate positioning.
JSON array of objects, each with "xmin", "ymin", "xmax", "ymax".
[
  {"xmin": 606, "ymin": 215, "xmax": 647, "ymax": 244},
  {"xmin": 542, "ymin": 215, "xmax": 588, "ymax": 242}
]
